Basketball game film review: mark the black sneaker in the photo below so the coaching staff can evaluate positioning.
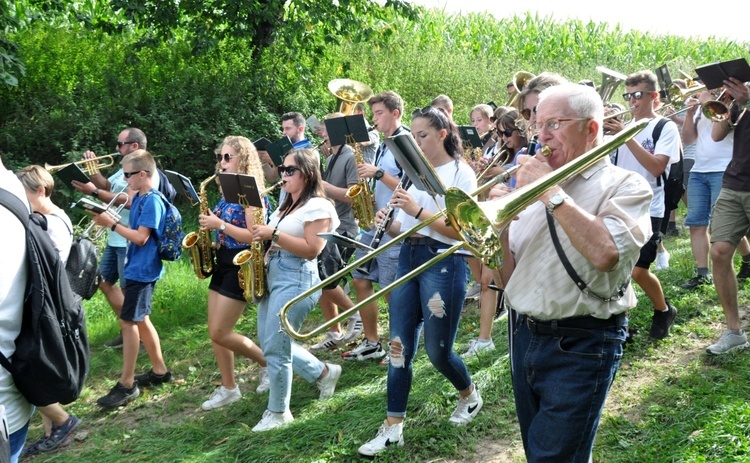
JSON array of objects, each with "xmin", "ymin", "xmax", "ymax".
[
  {"xmin": 134, "ymin": 369, "xmax": 172, "ymax": 388},
  {"xmin": 649, "ymin": 302, "xmax": 677, "ymax": 340},
  {"xmin": 680, "ymin": 274, "xmax": 713, "ymax": 290},
  {"xmin": 738, "ymin": 261, "xmax": 750, "ymax": 283},
  {"xmin": 97, "ymin": 382, "xmax": 140, "ymax": 408},
  {"xmin": 103, "ymin": 333, "xmax": 123, "ymax": 349}
]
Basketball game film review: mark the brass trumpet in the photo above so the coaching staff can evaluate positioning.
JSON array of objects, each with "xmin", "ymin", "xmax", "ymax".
[
  {"xmin": 277, "ymin": 120, "xmax": 649, "ymax": 341},
  {"xmin": 45, "ymin": 153, "xmax": 118, "ymax": 176}
]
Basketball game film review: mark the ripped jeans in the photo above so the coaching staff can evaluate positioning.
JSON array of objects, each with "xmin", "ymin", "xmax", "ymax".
[{"xmin": 386, "ymin": 241, "xmax": 471, "ymax": 419}]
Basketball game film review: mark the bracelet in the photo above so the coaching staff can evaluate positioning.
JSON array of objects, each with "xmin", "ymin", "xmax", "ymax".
[
  {"xmin": 414, "ymin": 207, "xmax": 423, "ymax": 219},
  {"xmin": 111, "ymin": 220, "xmax": 119, "ymax": 231},
  {"xmin": 92, "ymin": 188, "xmax": 99, "ymax": 198}
]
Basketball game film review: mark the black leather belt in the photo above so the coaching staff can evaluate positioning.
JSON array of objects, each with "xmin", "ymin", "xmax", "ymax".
[
  {"xmin": 404, "ymin": 236, "xmax": 443, "ymax": 247},
  {"xmin": 524, "ymin": 313, "xmax": 626, "ymax": 338}
]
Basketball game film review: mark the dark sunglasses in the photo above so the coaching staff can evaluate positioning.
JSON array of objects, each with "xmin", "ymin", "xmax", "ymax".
[
  {"xmin": 622, "ymin": 91, "xmax": 651, "ymax": 101},
  {"xmin": 277, "ymin": 165, "xmax": 300, "ymax": 177},
  {"xmin": 521, "ymin": 106, "xmax": 537, "ymax": 120},
  {"xmin": 499, "ymin": 128, "xmax": 515, "ymax": 137},
  {"xmin": 412, "ymin": 105, "xmax": 439, "ymax": 117},
  {"xmin": 216, "ymin": 153, "xmax": 238, "ymax": 163},
  {"xmin": 116, "ymin": 141, "xmax": 135, "ymax": 148},
  {"xmin": 123, "ymin": 170, "xmax": 147, "ymax": 179}
]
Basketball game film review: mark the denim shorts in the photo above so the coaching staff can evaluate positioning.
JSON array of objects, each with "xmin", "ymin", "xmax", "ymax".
[
  {"xmin": 351, "ymin": 230, "xmax": 400, "ymax": 286},
  {"xmin": 120, "ymin": 280, "xmax": 156, "ymax": 322},
  {"xmin": 99, "ymin": 244, "xmax": 127, "ymax": 288},
  {"xmin": 685, "ymin": 171, "xmax": 724, "ymax": 227}
]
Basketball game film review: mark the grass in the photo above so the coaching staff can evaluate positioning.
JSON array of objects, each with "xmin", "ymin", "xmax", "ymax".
[{"xmin": 24, "ymin": 225, "xmax": 750, "ymax": 463}]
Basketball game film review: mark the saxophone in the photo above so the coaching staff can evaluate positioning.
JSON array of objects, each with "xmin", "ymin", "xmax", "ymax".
[
  {"xmin": 182, "ymin": 173, "xmax": 218, "ymax": 279},
  {"xmin": 345, "ymin": 139, "xmax": 375, "ymax": 230},
  {"xmin": 234, "ymin": 181, "xmax": 283, "ymax": 301}
]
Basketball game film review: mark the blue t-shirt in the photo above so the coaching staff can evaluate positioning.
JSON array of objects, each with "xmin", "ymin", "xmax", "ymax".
[{"xmin": 124, "ymin": 189, "xmax": 165, "ymax": 283}]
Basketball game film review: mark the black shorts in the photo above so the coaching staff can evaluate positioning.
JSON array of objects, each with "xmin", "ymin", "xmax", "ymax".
[
  {"xmin": 635, "ymin": 217, "xmax": 663, "ymax": 269},
  {"xmin": 208, "ymin": 247, "xmax": 247, "ymax": 302}
]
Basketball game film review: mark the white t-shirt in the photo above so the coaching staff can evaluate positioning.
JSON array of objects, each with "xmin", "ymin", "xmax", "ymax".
[
  {"xmin": 0, "ymin": 168, "xmax": 34, "ymax": 433},
  {"xmin": 614, "ymin": 117, "xmax": 681, "ymax": 218},
  {"xmin": 47, "ymin": 211, "xmax": 74, "ymax": 264},
  {"xmin": 267, "ymin": 196, "xmax": 339, "ymax": 249},
  {"xmin": 691, "ymin": 110, "xmax": 734, "ymax": 173},
  {"xmin": 395, "ymin": 159, "xmax": 478, "ymax": 245}
]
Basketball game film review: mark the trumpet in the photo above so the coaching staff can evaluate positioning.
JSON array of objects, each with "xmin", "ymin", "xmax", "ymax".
[
  {"xmin": 476, "ymin": 142, "xmax": 511, "ymax": 181},
  {"xmin": 603, "ymin": 108, "xmax": 634, "ymax": 124},
  {"xmin": 45, "ymin": 153, "xmax": 118, "ymax": 176},
  {"xmin": 79, "ymin": 185, "xmax": 130, "ymax": 241},
  {"xmin": 277, "ymin": 121, "xmax": 648, "ymax": 341}
]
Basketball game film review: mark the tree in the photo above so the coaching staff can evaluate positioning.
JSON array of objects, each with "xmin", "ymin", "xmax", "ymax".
[{"xmin": 1, "ymin": 4, "xmax": 25, "ymax": 86}]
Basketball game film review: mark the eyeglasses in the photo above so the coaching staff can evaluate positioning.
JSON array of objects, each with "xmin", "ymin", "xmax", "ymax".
[
  {"xmin": 116, "ymin": 141, "xmax": 135, "ymax": 148},
  {"xmin": 521, "ymin": 106, "xmax": 537, "ymax": 120},
  {"xmin": 216, "ymin": 153, "xmax": 238, "ymax": 163},
  {"xmin": 123, "ymin": 170, "xmax": 147, "ymax": 179},
  {"xmin": 499, "ymin": 128, "xmax": 515, "ymax": 137},
  {"xmin": 277, "ymin": 165, "xmax": 300, "ymax": 177},
  {"xmin": 622, "ymin": 91, "xmax": 652, "ymax": 101},
  {"xmin": 529, "ymin": 118, "xmax": 589, "ymax": 132}
]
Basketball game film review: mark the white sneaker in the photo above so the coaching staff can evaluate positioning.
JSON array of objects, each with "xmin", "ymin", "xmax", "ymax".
[
  {"xmin": 655, "ymin": 249, "xmax": 670, "ymax": 270},
  {"xmin": 706, "ymin": 330, "xmax": 749, "ymax": 355},
  {"xmin": 342, "ymin": 339, "xmax": 386, "ymax": 361},
  {"xmin": 309, "ymin": 331, "xmax": 344, "ymax": 351},
  {"xmin": 317, "ymin": 363, "xmax": 342, "ymax": 399},
  {"xmin": 201, "ymin": 385, "xmax": 241, "ymax": 411},
  {"xmin": 256, "ymin": 367, "xmax": 270, "ymax": 394},
  {"xmin": 464, "ymin": 282, "xmax": 481, "ymax": 301},
  {"xmin": 449, "ymin": 387, "xmax": 483, "ymax": 426},
  {"xmin": 460, "ymin": 339, "xmax": 496, "ymax": 358},
  {"xmin": 341, "ymin": 315, "xmax": 363, "ymax": 345},
  {"xmin": 357, "ymin": 420, "xmax": 404, "ymax": 457},
  {"xmin": 251, "ymin": 409, "xmax": 294, "ymax": 432}
]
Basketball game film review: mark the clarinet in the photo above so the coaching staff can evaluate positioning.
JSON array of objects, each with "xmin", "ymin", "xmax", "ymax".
[{"xmin": 357, "ymin": 175, "xmax": 412, "ymax": 275}]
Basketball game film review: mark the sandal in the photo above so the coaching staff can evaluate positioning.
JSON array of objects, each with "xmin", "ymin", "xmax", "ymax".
[
  {"xmin": 20, "ymin": 435, "xmax": 50, "ymax": 457},
  {"xmin": 38, "ymin": 415, "xmax": 81, "ymax": 452}
]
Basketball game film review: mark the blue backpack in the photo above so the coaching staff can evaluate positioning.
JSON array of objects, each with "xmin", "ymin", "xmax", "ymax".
[{"xmin": 140, "ymin": 191, "xmax": 184, "ymax": 261}]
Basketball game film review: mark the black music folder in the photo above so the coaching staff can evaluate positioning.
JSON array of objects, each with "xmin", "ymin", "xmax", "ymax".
[
  {"xmin": 655, "ymin": 64, "xmax": 672, "ymax": 100},
  {"xmin": 253, "ymin": 137, "xmax": 272, "ymax": 152},
  {"xmin": 324, "ymin": 114, "xmax": 369, "ymax": 146},
  {"xmin": 217, "ymin": 173, "xmax": 263, "ymax": 208},
  {"xmin": 55, "ymin": 163, "xmax": 90, "ymax": 185},
  {"xmin": 72, "ymin": 197, "xmax": 108, "ymax": 214},
  {"xmin": 265, "ymin": 136, "xmax": 293, "ymax": 167},
  {"xmin": 164, "ymin": 170, "xmax": 200, "ymax": 203},
  {"xmin": 458, "ymin": 126, "xmax": 483, "ymax": 149},
  {"xmin": 695, "ymin": 58, "xmax": 750, "ymax": 90},
  {"xmin": 384, "ymin": 132, "xmax": 447, "ymax": 198}
]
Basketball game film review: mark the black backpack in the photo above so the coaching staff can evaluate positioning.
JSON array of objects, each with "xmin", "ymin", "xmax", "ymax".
[
  {"xmin": 65, "ymin": 235, "xmax": 101, "ymax": 300},
  {"xmin": 0, "ymin": 189, "xmax": 90, "ymax": 407},
  {"xmin": 653, "ymin": 118, "xmax": 685, "ymax": 212}
]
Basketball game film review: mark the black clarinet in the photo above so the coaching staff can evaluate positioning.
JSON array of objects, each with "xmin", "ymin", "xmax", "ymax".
[
  {"xmin": 357, "ymin": 175, "xmax": 412, "ymax": 275},
  {"xmin": 527, "ymin": 135, "xmax": 539, "ymax": 156}
]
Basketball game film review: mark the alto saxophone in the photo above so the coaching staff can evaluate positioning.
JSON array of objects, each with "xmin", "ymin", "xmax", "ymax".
[
  {"xmin": 182, "ymin": 173, "xmax": 218, "ymax": 279},
  {"xmin": 345, "ymin": 139, "xmax": 375, "ymax": 230},
  {"xmin": 234, "ymin": 181, "xmax": 283, "ymax": 301}
]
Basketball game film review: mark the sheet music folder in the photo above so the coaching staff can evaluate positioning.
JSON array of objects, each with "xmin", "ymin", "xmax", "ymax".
[
  {"xmin": 164, "ymin": 170, "xmax": 200, "ymax": 203},
  {"xmin": 384, "ymin": 133, "xmax": 446, "ymax": 197},
  {"xmin": 217, "ymin": 173, "xmax": 264, "ymax": 208},
  {"xmin": 318, "ymin": 232, "xmax": 374, "ymax": 252},
  {"xmin": 55, "ymin": 163, "xmax": 90, "ymax": 185},
  {"xmin": 265, "ymin": 136, "xmax": 293, "ymax": 167},
  {"xmin": 324, "ymin": 114, "xmax": 369, "ymax": 146},
  {"xmin": 695, "ymin": 58, "xmax": 750, "ymax": 90},
  {"xmin": 458, "ymin": 126, "xmax": 483, "ymax": 149}
]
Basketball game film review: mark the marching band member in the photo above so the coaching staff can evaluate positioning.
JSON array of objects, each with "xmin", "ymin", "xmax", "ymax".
[
  {"xmin": 358, "ymin": 106, "xmax": 481, "ymax": 457},
  {"xmin": 198, "ymin": 136, "xmax": 268, "ymax": 410}
]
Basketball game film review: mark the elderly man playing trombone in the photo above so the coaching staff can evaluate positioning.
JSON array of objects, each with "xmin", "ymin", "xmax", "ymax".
[{"xmin": 491, "ymin": 84, "xmax": 652, "ymax": 463}]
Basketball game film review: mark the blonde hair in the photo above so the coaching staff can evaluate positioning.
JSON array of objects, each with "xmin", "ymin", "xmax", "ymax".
[
  {"xmin": 17, "ymin": 165, "xmax": 55, "ymax": 197},
  {"xmin": 121, "ymin": 149, "xmax": 156, "ymax": 174},
  {"xmin": 215, "ymin": 136, "xmax": 266, "ymax": 183}
]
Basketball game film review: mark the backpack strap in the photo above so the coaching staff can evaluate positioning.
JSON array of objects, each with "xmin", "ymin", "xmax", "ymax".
[
  {"xmin": 0, "ymin": 189, "xmax": 30, "ymax": 229},
  {"xmin": 652, "ymin": 118, "xmax": 669, "ymax": 187},
  {"xmin": 49, "ymin": 213, "xmax": 73, "ymax": 237}
]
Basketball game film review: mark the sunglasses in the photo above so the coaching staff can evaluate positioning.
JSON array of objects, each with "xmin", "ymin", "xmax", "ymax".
[
  {"xmin": 116, "ymin": 141, "xmax": 135, "ymax": 148},
  {"xmin": 123, "ymin": 170, "xmax": 147, "ymax": 179},
  {"xmin": 277, "ymin": 165, "xmax": 300, "ymax": 177},
  {"xmin": 499, "ymin": 128, "xmax": 515, "ymax": 137},
  {"xmin": 521, "ymin": 106, "xmax": 537, "ymax": 120},
  {"xmin": 622, "ymin": 91, "xmax": 652, "ymax": 101},
  {"xmin": 216, "ymin": 153, "xmax": 238, "ymax": 163},
  {"xmin": 529, "ymin": 118, "xmax": 589, "ymax": 132}
]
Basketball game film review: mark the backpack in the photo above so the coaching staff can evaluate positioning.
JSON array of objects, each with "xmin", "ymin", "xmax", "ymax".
[
  {"xmin": 139, "ymin": 190, "xmax": 184, "ymax": 261},
  {"xmin": 0, "ymin": 189, "xmax": 90, "ymax": 407},
  {"xmin": 65, "ymin": 235, "xmax": 101, "ymax": 300},
  {"xmin": 653, "ymin": 118, "xmax": 685, "ymax": 212},
  {"xmin": 157, "ymin": 169, "xmax": 177, "ymax": 204}
]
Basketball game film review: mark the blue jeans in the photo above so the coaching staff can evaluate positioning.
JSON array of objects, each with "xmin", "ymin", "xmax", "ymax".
[
  {"xmin": 9, "ymin": 420, "xmax": 29, "ymax": 463},
  {"xmin": 99, "ymin": 244, "xmax": 127, "ymax": 287},
  {"xmin": 685, "ymin": 171, "xmax": 724, "ymax": 227},
  {"xmin": 510, "ymin": 317, "xmax": 626, "ymax": 463},
  {"xmin": 257, "ymin": 250, "xmax": 325, "ymax": 414},
  {"xmin": 386, "ymin": 242, "xmax": 471, "ymax": 418}
]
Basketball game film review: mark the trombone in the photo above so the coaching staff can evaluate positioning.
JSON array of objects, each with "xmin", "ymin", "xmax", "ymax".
[
  {"xmin": 45, "ymin": 153, "xmax": 119, "ymax": 176},
  {"xmin": 278, "ymin": 120, "xmax": 649, "ymax": 341}
]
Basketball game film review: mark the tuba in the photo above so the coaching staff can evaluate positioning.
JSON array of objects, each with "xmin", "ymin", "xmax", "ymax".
[
  {"xmin": 508, "ymin": 71, "xmax": 535, "ymax": 108},
  {"xmin": 234, "ymin": 181, "xmax": 284, "ymax": 301},
  {"xmin": 596, "ymin": 66, "xmax": 627, "ymax": 105},
  {"xmin": 328, "ymin": 79, "xmax": 374, "ymax": 115},
  {"xmin": 182, "ymin": 173, "xmax": 218, "ymax": 279}
]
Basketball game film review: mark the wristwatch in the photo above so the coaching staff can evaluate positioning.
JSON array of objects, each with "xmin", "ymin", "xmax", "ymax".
[
  {"xmin": 92, "ymin": 188, "xmax": 99, "ymax": 198},
  {"xmin": 271, "ymin": 230, "xmax": 280, "ymax": 242},
  {"xmin": 219, "ymin": 222, "xmax": 226, "ymax": 231},
  {"xmin": 546, "ymin": 192, "xmax": 569, "ymax": 215},
  {"xmin": 374, "ymin": 168, "xmax": 385, "ymax": 180}
]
